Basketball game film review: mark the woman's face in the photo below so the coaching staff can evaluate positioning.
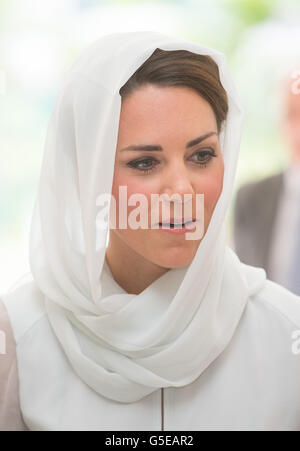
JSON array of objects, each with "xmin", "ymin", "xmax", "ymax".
[{"xmin": 108, "ymin": 84, "xmax": 224, "ymax": 269}]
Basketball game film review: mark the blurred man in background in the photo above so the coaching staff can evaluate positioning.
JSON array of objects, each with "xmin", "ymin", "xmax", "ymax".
[{"xmin": 233, "ymin": 68, "xmax": 300, "ymax": 295}]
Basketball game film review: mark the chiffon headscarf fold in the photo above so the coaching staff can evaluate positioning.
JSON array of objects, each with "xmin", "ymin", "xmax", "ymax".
[{"xmin": 28, "ymin": 31, "xmax": 266, "ymax": 403}]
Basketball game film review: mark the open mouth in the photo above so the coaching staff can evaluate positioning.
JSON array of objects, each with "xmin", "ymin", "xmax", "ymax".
[{"xmin": 158, "ymin": 220, "xmax": 194, "ymax": 228}]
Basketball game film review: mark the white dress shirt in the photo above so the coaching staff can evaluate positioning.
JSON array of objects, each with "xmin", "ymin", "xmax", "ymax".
[{"xmin": 2, "ymin": 256, "xmax": 300, "ymax": 431}]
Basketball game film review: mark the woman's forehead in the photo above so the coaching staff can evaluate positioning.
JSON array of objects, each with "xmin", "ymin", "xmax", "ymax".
[{"xmin": 118, "ymin": 87, "xmax": 218, "ymax": 135}]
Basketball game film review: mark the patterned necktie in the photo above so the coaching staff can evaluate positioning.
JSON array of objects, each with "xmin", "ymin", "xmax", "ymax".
[{"xmin": 287, "ymin": 208, "xmax": 300, "ymax": 296}]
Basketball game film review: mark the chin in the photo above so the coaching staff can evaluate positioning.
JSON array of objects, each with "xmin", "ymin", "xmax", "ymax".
[{"xmin": 152, "ymin": 248, "xmax": 198, "ymax": 270}]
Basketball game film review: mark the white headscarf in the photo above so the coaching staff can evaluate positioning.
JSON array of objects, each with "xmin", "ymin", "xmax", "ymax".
[{"xmin": 29, "ymin": 31, "xmax": 266, "ymax": 403}]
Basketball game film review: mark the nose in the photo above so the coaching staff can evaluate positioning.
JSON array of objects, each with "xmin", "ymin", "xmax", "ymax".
[{"xmin": 161, "ymin": 160, "xmax": 195, "ymax": 201}]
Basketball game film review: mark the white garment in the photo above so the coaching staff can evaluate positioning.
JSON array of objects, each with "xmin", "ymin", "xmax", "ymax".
[
  {"xmin": 268, "ymin": 163, "xmax": 300, "ymax": 288},
  {"xmin": 2, "ymin": 254, "xmax": 300, "ymax": 430},
  {"xmin": 2, "ymin": 31, "xmax": 300, "ymax": 430}
]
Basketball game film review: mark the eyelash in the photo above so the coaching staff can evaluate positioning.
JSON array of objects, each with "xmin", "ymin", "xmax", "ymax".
[{"xmin": 126, "ymin": 148, "xmax": 217, "ymax": 175}]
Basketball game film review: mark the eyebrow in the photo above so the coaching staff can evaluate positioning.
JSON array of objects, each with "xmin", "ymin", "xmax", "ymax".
[{"xmin": 120, "ymin": 131, "xmax": 218, "ymax": 152}]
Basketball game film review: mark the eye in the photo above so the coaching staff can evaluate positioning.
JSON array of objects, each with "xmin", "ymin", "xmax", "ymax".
[
  {"xmin": 190, "ymin": 148, "xmax": 217, "ymax": 166},
  {"xmin": 126, "ymin": 157, "xmax": 158, "ymax": 174},
  {"xmin": 126, "ymin": 147, "xmax": 217, "ymax": 175}
]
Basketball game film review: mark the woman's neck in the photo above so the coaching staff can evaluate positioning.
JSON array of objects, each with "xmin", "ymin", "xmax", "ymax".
[{"xmin": 105, "ymin": 232, "xmax": 169, "ymax": 295}]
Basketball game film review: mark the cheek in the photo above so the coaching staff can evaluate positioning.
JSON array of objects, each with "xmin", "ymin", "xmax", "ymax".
[
  {"xmin": 111, "ymin": 171, "xmax": 142, "ymax": 199},
  {"xmin": 111, "ymin": 170, "xmax": 154, "ymax": 222},
  {"xmin": 197, "ymin": 166, "xmax": 224, "ymax": 216},
  {"xmin": 290, "ymin": 121, "xmax": 300, "ymax": 142},
  {"xmin": 110, "ymin": 170, "xmax": 155, "ymax": 255},
  {"xmin": 284, "ymin": 119, "xmax": 300, "ymax": 139}
]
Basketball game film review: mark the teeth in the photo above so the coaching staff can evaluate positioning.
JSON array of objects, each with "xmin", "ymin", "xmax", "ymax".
[{"xmin": 160, "ymin": 221, "xmax": 193, "ymax": 227}]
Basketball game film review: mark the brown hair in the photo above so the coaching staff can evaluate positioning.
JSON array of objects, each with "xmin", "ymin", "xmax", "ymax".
[{"xmin": 119, "ymin": 48, "xmax": 228, "ymax": 133}]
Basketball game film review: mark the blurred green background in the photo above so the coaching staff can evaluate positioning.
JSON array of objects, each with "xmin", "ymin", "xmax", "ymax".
[{"xmin": 1, "ymin": 0, "xmax": 300, "ymax": 293}]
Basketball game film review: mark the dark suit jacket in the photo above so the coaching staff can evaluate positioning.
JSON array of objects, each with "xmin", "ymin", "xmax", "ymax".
[{"xmin": 233, "ymin": 171, "xmax": 284, "ymax": 277}]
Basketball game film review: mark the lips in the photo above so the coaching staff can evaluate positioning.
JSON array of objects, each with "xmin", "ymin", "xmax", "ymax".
[
  {"xmin": 157, "ymin": 220, "xmax": 196, "ymax": 229},
  {"xmin": 157, "ymin": 218, "xmax": 195, "ymax": 226}
]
